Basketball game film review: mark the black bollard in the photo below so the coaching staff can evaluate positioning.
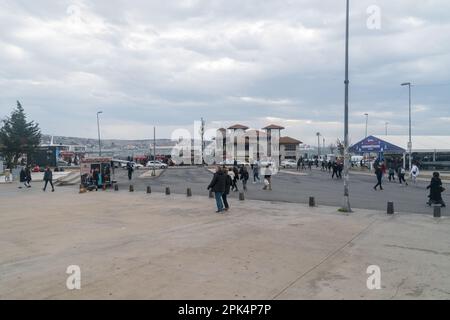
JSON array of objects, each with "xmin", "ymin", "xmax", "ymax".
[
  {"xmin": 147, "ymin": 186, "xmax": 151, "ymax": 194},
  {"xmin": 209, "ymin": 190, "xmax": 214, "ymax": 198},
  {"xmin": 387, "ymin": 202, "xmax": 394, "ymax": 215},
  {"xmin": 114, "ymin": 184, "xmax": 119, "ymax": 191},
  {"xmin": 187, "ymin": 188, "xmax": 192, "ymax": 197},
  {"xmin": 165, "ymin": 187, "xmax": 171, "ymax": 195},
  {"xmin": 239, "ymin": 192, "xmax": 245, "ymax": 201},
  {"xmin": 309, "ymin": 197, "xmax": 315, "ymax": 207},
  {"xmin": 129, "ymin": 185, "xmax": 134, "ymax": 192},
  {"xmin": 433, "ymin": 205, "xmax": 441, "ymax": 218}
]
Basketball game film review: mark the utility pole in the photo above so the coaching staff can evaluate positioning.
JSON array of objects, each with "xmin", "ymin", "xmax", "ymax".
[
  {"xmin": 364, "ymin": 113, "xmax": 369, "ymax": 138},
  {"xmin": 152, "ymin": 126, "xmax": 156, "ymax": 176},
  {"xmin": 316, "ymin": 132, "xmax": 321, "ymax": 157},
  {"xmin": 401, "ymin": 82, "xmax": 413, "ymax": 170},
  {"xmin": 200, "ymin": 118, "xmax": 205, "ymax": 165},
  {"xmin": 342, "ymin": 0, "xmax": 352, "ymax": 213},
  {"xmin": 385, "ymin": 122, "xmax": 389, "ymax": 136},
  {"xmin": 97, "ymin": 111, "xmax": 103, "ymax": 156}
]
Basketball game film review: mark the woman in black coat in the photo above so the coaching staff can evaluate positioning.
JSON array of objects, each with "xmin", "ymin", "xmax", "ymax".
[
  {"xmin": 427, "ymin": 172, "xmax": 446, "ymax": 207},
  {"xmin": 222, "ymin": 168, "xmax": 232, "ymax": 211}
]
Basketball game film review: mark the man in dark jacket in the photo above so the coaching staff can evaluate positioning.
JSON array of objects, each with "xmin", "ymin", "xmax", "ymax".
[
  {"xmin": 19, "ymin": 167, "xmax": 27, "ymax": 189},
  {"xmin": 25, "ymin": 166, "xmax": 32, "ymax": 187},
  {"xmin": 427, "ymin": 172, "xmax": 446, "ymax": 207},
  {"xmin": 239, "ymin": 166, "xmax": 249, "ymax": 191},
  {"xmin": 207, "ymin": 166, "xmax": 227, "ymax": 213},
  {"xmin": 373, "ymin": 163, "xmax": 383, "ymax": 191},
  {"xmin": 222, "ymin": 168, "xmax": 233, "ymax": 211},
  {"xmin": 127, "ymin": 162, "xmax": 134, "ymax": 180},
  {"xmin": 43, "ymin": 166, "xmax": 55, "ymax": 192}
]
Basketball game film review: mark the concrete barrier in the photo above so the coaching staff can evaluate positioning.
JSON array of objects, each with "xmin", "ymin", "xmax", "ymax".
[
  {"xmin": 309, "ymin": 197, "xmax": 315, "ymax": 207},
  {"xmin": 187, "ymin": 188, "xmax": 192, "ymax": 197},
  {"xmin": 387, "ymin": 202, "xmax": 394, "ymax": 215}
]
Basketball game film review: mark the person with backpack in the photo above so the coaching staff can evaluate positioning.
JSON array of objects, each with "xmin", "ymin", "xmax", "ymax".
[
  {"xmin": 427, "ymin": 172, "xmax": 446, "ymax": 207},
  {"xmin": 43, "ymin": 166, "xmax": 55, "ymax": 192}
]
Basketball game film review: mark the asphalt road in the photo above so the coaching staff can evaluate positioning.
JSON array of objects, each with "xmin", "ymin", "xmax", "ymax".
[{"xmin": 113, "ymin": 166, "xmax": 449, "ymax": 216}]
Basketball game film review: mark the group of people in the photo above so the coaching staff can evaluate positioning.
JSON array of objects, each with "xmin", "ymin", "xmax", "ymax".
[
  {"xmin": 18, "ymin": 165, "xmax": 55, "ymax": 192},
  {"xmin": 207, "ymin": 162, "xmax": 275, "ymax": 212},
  {"xmin": 296, "ymin": 157, "xmax": 313, "ymax": 171},
  {"xmin": 373, "ymin": 160, "xmax": 419, "ymax": 191}
]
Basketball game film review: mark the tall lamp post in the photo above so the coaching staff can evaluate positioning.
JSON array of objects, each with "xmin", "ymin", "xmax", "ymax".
[
  {"xmin": 401, "ymin": 82, "xmax": 412, "ymax": 170},
  {"xmin": 364, "ymin": 113, "xmax": 369, "ymax": 138},
  {"xmin": 342, "ymin": 0, "xmax": 352, "ymax": 212},
  {"xmin": 316, "ymin": 132, "xmax": 321, "ymax": 158},
  {"xmin": 97, "ymin": 111, "xmax": 103, "ymax": 156},
  {"xmin": 385, "ymin": 122, "xmax": 389, "ymax": 136}
]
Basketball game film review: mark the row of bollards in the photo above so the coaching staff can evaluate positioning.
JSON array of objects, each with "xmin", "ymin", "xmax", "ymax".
[{"xmin": 110, "ymin": 187, "xmax": 444, "ymax": 217}]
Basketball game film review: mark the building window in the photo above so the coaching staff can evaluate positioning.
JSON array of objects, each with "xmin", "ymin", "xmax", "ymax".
[{"xmin": 284, "ymin": 144, "xmax": 297, "ymax": 151}]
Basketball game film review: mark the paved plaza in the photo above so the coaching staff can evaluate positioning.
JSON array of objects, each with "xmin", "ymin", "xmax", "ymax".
[
  {"xmin": 113, "ymin": 167, "xmax": 449, "ymax": 216},
  {"xmin": 0, "ymin": 183, "xmax": 449, "ymax": 299}
]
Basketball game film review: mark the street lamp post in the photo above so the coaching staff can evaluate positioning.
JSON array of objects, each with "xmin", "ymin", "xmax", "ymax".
[
  {"xmin": 342, "ymin": 0, "xmax": 352, "ymax": 212},
  {"xmin": 385, "ymin": 122, "xmax": 389, "ymax": 136},
  {"xmin": 364, "ymin": 113, "xmax": 369, "ymax": 138},
  {"xmin": 97, "ymin": 111, "xmax": 103, "ymax": 156},
  {"xmin": 401, "ymin": 82, "xmax": 412, "ymax": 170},
  {"xmin": 316, "ymin": 132, "xmax": 321, "ymax": 157}
]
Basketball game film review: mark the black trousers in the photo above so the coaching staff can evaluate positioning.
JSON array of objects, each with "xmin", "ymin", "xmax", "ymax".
[
  {"xmin": 222, "ymin": 193, "xmax": 229, "ymax": 209},
  {"xmin": 374, "ymin": 174, "xmax": 383, "ymax": 189},
  {"xmin": 44, "ymin": 180, "xmax": 54, "ymax": 190}
]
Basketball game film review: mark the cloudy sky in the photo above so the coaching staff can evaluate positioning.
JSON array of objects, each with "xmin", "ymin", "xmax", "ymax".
[{"xmin": 0, "ymin": 0, "xmax": 449, "ymax": 145}]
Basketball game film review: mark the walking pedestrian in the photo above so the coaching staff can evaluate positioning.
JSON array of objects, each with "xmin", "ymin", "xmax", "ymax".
[
  {"xmin": 388, "ymin": 166, "xmax": 396, "ymax": 182},
  {"xmin": 297, "ymin": 157, "xmax": 302, "ymax": 171},
  {"xmin": 410, "ymin": 163, "xmax": 419, "ymax": 184},
  {"xmin": 232, "ymin": 166, "xmax": 239, "ymax": 192},
  {"xmin": 43, "ymin": 166, "xmax": 55, "ymax": 192},
  {"xmin": 373, "ymin": 163, "xmax": 383, "ymax": 190},
  {"xmin": 253, "ymin": 160, "xmax": 260, "ymax": 183},
  {"xmin": 127, "ymin": 162, "xmax": 134, "ymax": 180},
  {"xmin": 398, "ymin": 166, "xmax": 408, "ymax": 185},
  {"xmin": 331, "ymin": 162, "xmax": 338, "ymax": 179},
  {"xmin": 25, "ymin": 166, "xmax": 32, "ymax": 187},
  {"xmin": 239, "ymin": 165, "xmax": 249, "ymax": 191},
  {"xmin": 222, "ymin": 168, "xmax": 232, "ymax": 211},
  {"xmin": 207, "ymin": 166, "xmax": 227, "ymax": 213},
  {"xmin": 262, "ymin": 164, "xmax": 273, "ymax": 191},
  {"xmin": 18, "ymin": 167, "xmax": 28, "ymax": 189},
  {"xmin": 337, "ymin": 162, "xmax": 343, "ymax": 179},
  {"xmin": 427, "ymin": 172, "xmax": 446, "ymax": 207}
]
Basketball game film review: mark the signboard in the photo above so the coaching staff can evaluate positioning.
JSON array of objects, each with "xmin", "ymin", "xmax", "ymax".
[{"xmin": 349, "ymin": 136, "xmax": 405, "ymax": 154}]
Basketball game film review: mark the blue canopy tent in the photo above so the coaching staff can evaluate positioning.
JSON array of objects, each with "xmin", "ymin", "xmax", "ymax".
[{"xmin": 349, "ymin": 136, "xmax": 405, "ymax": 161}]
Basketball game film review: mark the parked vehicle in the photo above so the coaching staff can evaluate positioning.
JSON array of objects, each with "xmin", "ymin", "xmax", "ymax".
[
  {"xmin": 146, "ymin": 161, "xmax": 168, "ymax": 169},
  {"xmin": 281, "ymin": 159, "xmax": 297, "ymax": 168}
]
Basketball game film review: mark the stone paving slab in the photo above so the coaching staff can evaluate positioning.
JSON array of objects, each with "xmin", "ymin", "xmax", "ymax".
[{"xmin": 0, "ymin": 187, "xmax": 449, "ymax": 299}]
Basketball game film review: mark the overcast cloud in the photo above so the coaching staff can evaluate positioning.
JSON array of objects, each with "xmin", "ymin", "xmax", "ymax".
[{"xmin": 0, "ymin": 0, "xmax": 449, "ymax": 145}]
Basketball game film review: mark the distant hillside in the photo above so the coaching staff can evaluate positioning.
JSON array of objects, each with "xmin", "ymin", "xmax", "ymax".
[{"xmin": 41, "ymin": 134, "xmax": 176, "ymax": 148}]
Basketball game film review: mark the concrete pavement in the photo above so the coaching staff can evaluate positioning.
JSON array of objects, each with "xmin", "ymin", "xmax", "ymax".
[{"xmin": 0, "ymin": 185, "xmax": 449, "ymax": 299}]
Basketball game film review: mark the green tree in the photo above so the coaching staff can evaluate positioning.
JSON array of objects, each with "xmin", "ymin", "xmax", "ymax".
[{"xmin": 0, "ymin": 101, "xmax": 41, "ymax": 168}]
